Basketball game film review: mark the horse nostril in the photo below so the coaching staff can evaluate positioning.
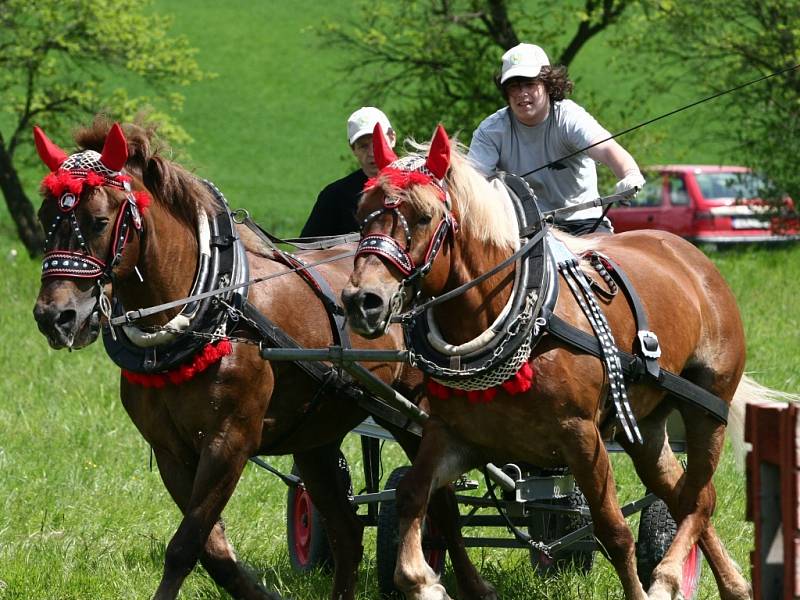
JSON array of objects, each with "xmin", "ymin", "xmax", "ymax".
[
  {"xmin": 56, "ymin": 309, "xmax": 77, "ymax": 332},
  {"xmin": 362, "ymin": 292, "xmax": 385, "ymax": 313}
]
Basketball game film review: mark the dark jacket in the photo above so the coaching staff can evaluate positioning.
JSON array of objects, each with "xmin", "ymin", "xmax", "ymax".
[{"xmin": 301, "ymin": 169, "xmax": 368, "ymax": 237}]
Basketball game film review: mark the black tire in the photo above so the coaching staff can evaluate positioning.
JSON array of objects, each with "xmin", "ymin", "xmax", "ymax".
[
  {"xmin": 636, "ymin": 499, "xmax": 702, "ymax": 599},
  {"xmin": 528, "ymin": 488, "xmax": 595, "ymax": 574},
  {"xmin": 376, "ymin": 466, "xmax": 447, "ymax": 597},
  {"xmin": 286, "ymin": 451, "xmax": 352, "ymax": 573}
]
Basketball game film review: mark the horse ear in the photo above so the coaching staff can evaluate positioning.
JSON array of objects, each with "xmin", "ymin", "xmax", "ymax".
[
  {"xmin": 372, "ymin": 122, "xmax": 397, "ymax": 170},
  {"xmin": 425, "ymin": 124, "xmax": 450, "ymax": 180},
  {"xmin": 100, "ymin": 123, "xmax": 129, "ymax": 172},
  {"xmin": 33, "ymin": 126, "xmax": 68, "ymax": 172}
]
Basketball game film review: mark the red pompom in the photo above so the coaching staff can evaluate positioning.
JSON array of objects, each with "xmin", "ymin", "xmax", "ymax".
[
  {"xmin": 426, "ymin": 379, "xmax": 451, "ymax": 400},
  {"xmin": 133, "ymin": 191, "xmax": 151, "ymax": 214},
  {"xmin": 122, "ymin": 339, "xmax": 233, "ymax": 388},
  {"xmin": 85, "ymin": 170, "xmax": 104, "ymax": 187}
]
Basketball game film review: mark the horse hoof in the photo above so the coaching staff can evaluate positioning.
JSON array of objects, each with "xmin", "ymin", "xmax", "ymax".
[{"xmin": 410, "ymin": 583, "xmax": 452, "ymax": 600}]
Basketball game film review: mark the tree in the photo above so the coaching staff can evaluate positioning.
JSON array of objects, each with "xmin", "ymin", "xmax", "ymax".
[
  {"xmin": 320, "ymin": 0, "xmax": 635, "ymax": 139},
  {"xmin": 617, "ymin": 0, "xmax": 800, "ymax": 203},
  {"xmin": 0, "ymin": 0, "xmax": 207, "ymax": 256}
]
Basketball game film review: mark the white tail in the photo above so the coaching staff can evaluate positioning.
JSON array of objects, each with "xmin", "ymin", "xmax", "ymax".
[{"xmin": 727, "ymin": 373, "xmax": 800, "ymax": 470}]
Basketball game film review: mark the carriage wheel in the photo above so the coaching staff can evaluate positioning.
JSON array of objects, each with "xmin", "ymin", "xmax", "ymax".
[
  {"xmin": 376, "ymin": 466, "xmax": 446, "ymax": 597},
  {"xmin": 636, "ymin": 499, "xmax": 703, "ymax": 599},
  {"xmin": 527, "ymin": 488, "xmax": 595, "ymax": 574},
  {"xmin": 285, "ymin": 451, "xmax": 352, "ymax": 573}
]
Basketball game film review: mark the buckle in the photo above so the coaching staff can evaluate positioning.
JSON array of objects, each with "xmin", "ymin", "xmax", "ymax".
[{"xmin": 637, "ymin": 330, "xmax": 661, "ymax": 359}]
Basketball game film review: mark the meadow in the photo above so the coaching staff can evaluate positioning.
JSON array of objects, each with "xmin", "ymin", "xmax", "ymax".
[{"xmin": 1, "ymin": 1, "xmax": 798, "ymax": 599}]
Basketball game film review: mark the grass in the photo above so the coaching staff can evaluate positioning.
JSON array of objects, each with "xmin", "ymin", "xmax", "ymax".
[{"xmin": 2, "ymin": 1, "xmax": 799, "ymax": 598}]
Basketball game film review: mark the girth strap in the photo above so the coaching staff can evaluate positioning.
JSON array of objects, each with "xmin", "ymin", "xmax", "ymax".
[{"xmin": 543, "ymin": 309, "xmax": 729, "ymax": 425}]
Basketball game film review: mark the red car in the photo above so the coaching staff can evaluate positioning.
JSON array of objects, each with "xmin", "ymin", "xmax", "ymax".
[{"xmin": 607, "ymin": 165, "xmax": 800, "ymax": 244}]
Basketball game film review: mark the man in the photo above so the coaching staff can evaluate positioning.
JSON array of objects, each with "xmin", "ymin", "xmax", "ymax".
[
  {"xmin": 467, "ymin": 43, "xmax": 645, "ymax": 235},
  {"xmin": 301, "ymin": 107, "xmax": 397, "ymax": 237}
]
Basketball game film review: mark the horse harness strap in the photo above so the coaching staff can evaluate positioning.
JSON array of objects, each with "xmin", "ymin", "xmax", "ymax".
[
  {"xmin": 589, "ymin": 253, "xmax": 662, "ymax": 380},
  {"xmin": 543, "ymin": 310, "xmax": 729, "ymax": 425},
  {"xmin": 556, "ymin": 253, "xmax": 643, "ymax": 445},
  {"xmin": 104, "ymin": 181, "xmax": 249, "ymax": 373}
]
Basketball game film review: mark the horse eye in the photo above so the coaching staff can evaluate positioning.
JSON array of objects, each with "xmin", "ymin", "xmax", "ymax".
[
  {"xmin": 418, "ymin": 214, "xmax": 433, "ymax": 226},
  {"xmin": 92, "ymin": 217, "xmax": 110, "ymax": 234}
]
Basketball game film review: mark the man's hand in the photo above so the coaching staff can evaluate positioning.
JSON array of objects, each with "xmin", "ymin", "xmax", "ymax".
[{"xmin": 614, "ymin": 171, "xmax": 646, "ymax": 196}]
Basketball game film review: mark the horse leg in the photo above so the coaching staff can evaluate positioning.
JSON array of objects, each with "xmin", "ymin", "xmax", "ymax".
[
  {"xmin": 151, "ymin": 433, "xmax": 274, "ymax": 600},
  {"xmin": 621, "ymin": 403, "xmax": 750, "ymax": 600},
  {"xmin": 391, "ymin": 430, "xmax": 496, "ymax": 600},
  {"xmin": 394, "ymin": 418, "xmax": 478, "ymax": 600},
  {"xmin": 292, "ymin": 443, "xmax": 364, "ymax": 600},
  {"xmin": 564, "ymin": 419, "xmax": 647, "ymax": 600}
]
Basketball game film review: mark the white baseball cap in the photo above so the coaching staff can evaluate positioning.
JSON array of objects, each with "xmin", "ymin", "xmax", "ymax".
[
  {"xmin": 347, "ymin": 107, "xmax": 392, "ymax": 145},
  {"xmin": 499, "ymin": 43, "xmax": 550, "ymax": 85}
]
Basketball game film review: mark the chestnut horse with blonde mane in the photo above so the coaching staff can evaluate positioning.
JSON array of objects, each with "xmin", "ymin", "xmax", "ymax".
[
  {"xmin": 342, "ymin": 124, "xmax": 755, "ymax": 600},
  {"xmin": 31, "ymin": 120, "xmax": 497, "ymax": 600}
]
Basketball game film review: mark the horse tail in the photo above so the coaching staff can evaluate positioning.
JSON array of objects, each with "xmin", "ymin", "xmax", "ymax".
[{"xmin": 727, "ymin": 373, "xmax": 800, "ymax": 470}]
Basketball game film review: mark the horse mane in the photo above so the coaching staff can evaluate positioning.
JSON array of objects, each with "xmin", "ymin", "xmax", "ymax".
[
  {"xmin": 73, "ymin": 116, "xmax": 217, "ymax": 226},
  {"xmin": 394, "ymin": 140, "xmax": 520, "ymax": 250}
]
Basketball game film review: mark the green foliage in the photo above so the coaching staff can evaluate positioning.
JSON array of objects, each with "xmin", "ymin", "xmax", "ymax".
[
  {"xmin": 614, "ymin": 0, "xmax": 800, "ymax": 202},
  {"xmin": 0, "ymin": 0, "xmax": 208, "ymax": 158},
  {"xmin": 318, "ymin": 0, "xmax": 636, "ymax": 141}
]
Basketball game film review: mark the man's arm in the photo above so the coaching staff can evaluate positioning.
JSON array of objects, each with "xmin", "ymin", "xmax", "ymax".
[
  {"xmin": 467, "ymin": 126, "xmax": 501, "ymax": 177},
  {"xmin": 587, "ymin": 137, "xmax": 645, "ymax": 193},
  {"xmin": 300, "ymin": 190, "xmax": 331, "ymax": 237}
]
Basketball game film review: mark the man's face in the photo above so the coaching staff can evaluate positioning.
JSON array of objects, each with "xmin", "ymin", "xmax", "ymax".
[
  {"xmin": 505, "ymin": 78, "xmax": 549, "ymax": 126},
  {"xmin": 352, "ymin": 129, "xmax": 396, "ymax": 177}
]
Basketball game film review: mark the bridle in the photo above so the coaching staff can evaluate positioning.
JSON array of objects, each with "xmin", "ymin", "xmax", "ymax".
[
  {"xmin": 355, "ymin": 155, "xmax": 459, "ymax": 290},
  {"xmin": 35, "ymin": 124, "xmax": 147, "ymax": 286},
  {"xmin": 40, "ymin": 154, "xmax": 143, "ymax": 284}
]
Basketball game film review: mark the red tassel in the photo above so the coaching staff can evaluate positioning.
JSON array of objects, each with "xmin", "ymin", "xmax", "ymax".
[
  {"xmin": 122, "ymin": 339, "xmax": 233, "ymax": 388},
  {"xmin": 133, "ymin": 190, "xmax": 151, "ymax": 214},
  {"xmin": 426, "ymin": 379, "xmax": 451, "ymax": 399}
]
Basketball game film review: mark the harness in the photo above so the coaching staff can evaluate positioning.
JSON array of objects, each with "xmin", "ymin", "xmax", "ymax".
[{"xmin": 103, "ymin": 181, "xmax": 250, "ymax": 374}]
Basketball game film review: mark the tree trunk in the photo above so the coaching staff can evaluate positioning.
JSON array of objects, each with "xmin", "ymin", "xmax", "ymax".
[{"xmin": 0, "ymin": 139, "xmax": 44, "ymax": 257}]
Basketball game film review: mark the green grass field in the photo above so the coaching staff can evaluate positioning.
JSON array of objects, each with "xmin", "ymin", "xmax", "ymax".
[{"xmin": 1, "ymin": 1, "xmax": 799, "ymax": 599}]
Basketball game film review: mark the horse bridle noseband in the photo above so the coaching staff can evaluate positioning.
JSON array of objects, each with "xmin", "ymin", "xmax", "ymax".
[{"xmin": 40, "ymin": 150, "xmax": 143, "ymax": 284}]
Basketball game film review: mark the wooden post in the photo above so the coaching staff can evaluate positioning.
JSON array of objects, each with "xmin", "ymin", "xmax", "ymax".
[{"xmin": 745, "ymin": 400, "xmax": 800, "ymax": 599}]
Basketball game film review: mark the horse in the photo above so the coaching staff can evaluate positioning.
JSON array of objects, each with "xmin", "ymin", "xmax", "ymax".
[
  {"xmin": 30, "ymin": 119, "xmax": 497, "ymax": 600},
  {"xmin": 341, "ymin": 124, "xmax": 758, "ymax": 600}
]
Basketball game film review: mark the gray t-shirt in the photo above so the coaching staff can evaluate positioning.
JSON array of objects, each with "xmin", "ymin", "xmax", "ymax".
[{"xmin": 467, "ymin": 100, "xmax": 610, "ymax": 220}]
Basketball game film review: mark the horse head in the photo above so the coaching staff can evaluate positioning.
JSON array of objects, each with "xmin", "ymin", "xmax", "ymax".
[
  {"xmin": 32, "ymin": 122, "xmax": 150, "ymax": 349},
  {"xmin": 342, "ymin": 124, "xmax": 459, "ymax": 338}
]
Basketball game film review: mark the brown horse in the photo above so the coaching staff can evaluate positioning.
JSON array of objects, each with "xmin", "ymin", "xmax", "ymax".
[
  {"xmin": 342, "ymin": 125, "xmax": 756, "ymax": 600},
  {"xmin": 31, "ymin": 120, "xmax": 496, "ymax": 600}
]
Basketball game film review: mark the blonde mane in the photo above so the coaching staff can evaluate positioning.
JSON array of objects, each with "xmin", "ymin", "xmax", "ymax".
[{"xmin": 386, "ymin": 140, "xmax": 520, "ymax": 250}]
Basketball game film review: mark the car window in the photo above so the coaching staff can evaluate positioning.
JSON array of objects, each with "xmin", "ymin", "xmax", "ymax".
[
  {"xmin": 626, "ymin": 176, "xmax": 662, "ymax": 207},
  {"xmin": 694, "ymin": 172, "xmax": 764, "ymax": 200},
  {"xmin": 668, "ymin": 176, "xmax": 689, "ymax": 206}
]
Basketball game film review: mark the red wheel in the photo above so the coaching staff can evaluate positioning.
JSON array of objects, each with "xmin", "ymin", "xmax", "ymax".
[{"xmin": 289, "ymin": 485, "xmax": 316, "ymax": 568}]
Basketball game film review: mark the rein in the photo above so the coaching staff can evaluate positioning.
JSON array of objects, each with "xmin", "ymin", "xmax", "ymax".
[{"xmin": 110, "ymin": 243, "xmax": 355, "ymax": 326}]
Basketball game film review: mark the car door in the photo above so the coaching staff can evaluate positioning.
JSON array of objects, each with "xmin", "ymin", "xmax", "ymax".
[
  {"xmin": 608, "ymin": 173, "xmax": 667, "ymax": 233},
  {"xmin": 660, "ymin": 174, "xmax": 693, "ymax": 236}
]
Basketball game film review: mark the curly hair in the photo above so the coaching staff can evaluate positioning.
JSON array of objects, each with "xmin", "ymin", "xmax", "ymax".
[{"xmin": 495, "ymin": 64, "xmax": 574, "ymax": 102}]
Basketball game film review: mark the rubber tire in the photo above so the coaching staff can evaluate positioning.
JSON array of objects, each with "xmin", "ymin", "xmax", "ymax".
[
  {"xmin": 636, "ymin": 499, "xmax": 703, "ymax": 599},
  {"xmin": 528, "ymin": 488, "xmax": 596, "ymax": 574},
  {"xmin": 376, "ymin": 466, "xmax": 447, "ymax": 597},
  {"xmin": 286, "ymin": 451, "xmax": 352, "ymax": 573}
]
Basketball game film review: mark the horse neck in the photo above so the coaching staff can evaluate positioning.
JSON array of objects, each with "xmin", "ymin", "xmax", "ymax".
[
  {"xmin": 117, "ymin": 201, "xmax": 200, "ymax": 325},
  {"xmin": 431, "ymin": 229, "xmax": 515, "ymax": 345}
]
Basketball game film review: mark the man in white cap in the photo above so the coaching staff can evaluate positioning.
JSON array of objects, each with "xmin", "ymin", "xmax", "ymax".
[
  {"xmin": 467, "ymin": 43, "xmax": 645, "ymax": 235},
  {"xmin": 301, "ymin": 107, "xmax": 396, "ymax": 236}
]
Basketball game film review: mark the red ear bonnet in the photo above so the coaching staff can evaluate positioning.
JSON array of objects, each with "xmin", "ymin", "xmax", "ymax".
[
  {"xmin": 33, "ymin": 126, "xmax": 68, "ymax": 172},
  {"xmin": 372, "ymin": 122, "xmax": 398, "ymax": 170},
  {"xmin": 100, "ymin": 123, "xmax": 129, "ymax": 172},
  {"xmin": 425, "ymin": 124, "xmax": 451, "ymax": 180}
]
